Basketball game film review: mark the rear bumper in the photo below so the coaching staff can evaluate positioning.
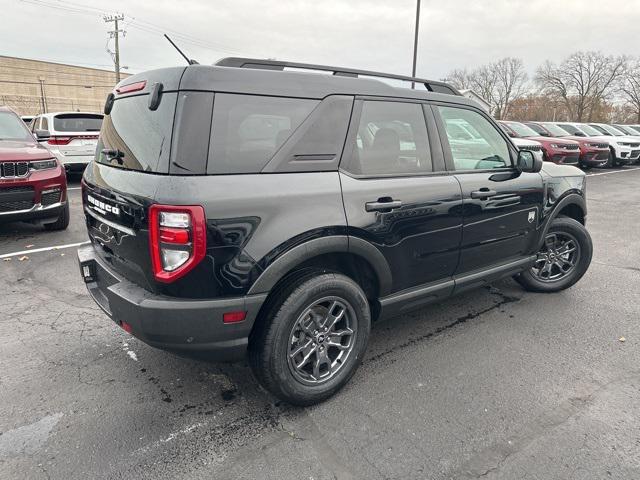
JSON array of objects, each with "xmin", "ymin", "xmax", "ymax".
[
  {"xmin": 77, "ymin": 244, "xmax": 267, "ymax": 361},
  {"xmin": 50, "ymin": 151, "xmax": 92, "ymax": 169}
]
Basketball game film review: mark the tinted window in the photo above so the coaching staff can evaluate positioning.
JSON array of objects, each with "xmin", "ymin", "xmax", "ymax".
[
  {"xmin": 439, "ymin": 106, "xmax": 511, "ymax": 170},
  {"xmin": 208, "ymin": 94, "xmax": 318, "ymax": 174},
  {"xmin": 97, "ymin": 93, "xmax": 177, "ymax": 173},
  {"xmin": 556, "ymin": 124, "xmax": 579, "ymax": 135},
  {"xmin": 0, "ymin": 111, "xmax": 33, "ymax": 141},
  {"xmin": 53, "ymin": 113, "xmax": 103, "ymax": 132},
  {"xmin": 526, "ymin": 123, "xmax": 547, "ymax": 135},
  {"xmin": 349, "ymin": 101, "xmax": 432, "ymax": 175}
]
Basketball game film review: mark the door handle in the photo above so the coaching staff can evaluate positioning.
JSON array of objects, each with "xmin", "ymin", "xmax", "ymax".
[
  {"xmin": 365, "ymin": 198, "xmax": 403, "ymax": 212},
  {"xmin": 470, "ymin": 189, "xmax": 497, "ymax": 199}
]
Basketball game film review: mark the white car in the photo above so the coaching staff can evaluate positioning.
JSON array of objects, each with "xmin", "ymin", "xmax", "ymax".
[
  {"xmin": 555, "ymin": 122, "xmax": 637, "ymax": 167},
  {"xmin": 586, "ymin": 123, "xmax": 640, "ymax": 165},
  {"xmin": 31, "ymin": 112, "xmax": 103, "ymax": 173}
]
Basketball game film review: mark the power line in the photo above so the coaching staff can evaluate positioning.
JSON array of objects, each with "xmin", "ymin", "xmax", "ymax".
[{"xmin": 19, "ymin": 0, "xmax": 254, "ymax": 58}]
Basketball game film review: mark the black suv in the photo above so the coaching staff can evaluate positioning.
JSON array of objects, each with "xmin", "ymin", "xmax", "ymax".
[{"xmin": 78, "ymin": 58, "xmax": 592, "ymax": 405}]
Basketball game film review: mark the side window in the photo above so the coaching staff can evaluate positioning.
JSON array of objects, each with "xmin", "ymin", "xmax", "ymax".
[
  {"xmin": 348, "ymin": 101, "xmax": 432, "ymax": 176},
  {"xmin": 208, "ymin": 94, "xmax": 318, "ymax": 174},
  {"xmin": 438, "ymin": 106, "xmax": 511, "ymax": 171},
  {"xmin": 41, "ymin": 117, "xmax": 48, "ymax": 131}
]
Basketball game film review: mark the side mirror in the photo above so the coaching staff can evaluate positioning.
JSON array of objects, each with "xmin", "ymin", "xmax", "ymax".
[
  {"xmin": 516, "ymin": 150, "xmax": 542, "ymax": 173},
  {"xmin": 575, "ymin": 132, "xmax": 586, "ymax": 137},
  {"xmin": 34, "ymin": 129, "xmax": 50, "ymax": 142}
]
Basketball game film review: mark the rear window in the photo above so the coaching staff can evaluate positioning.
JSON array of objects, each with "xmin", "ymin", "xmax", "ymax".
[
  {"xmin": 53, "ymin": 113, "xmax": 103, "ymax": 132},
  {"xmin": 207, "ymin": 94, "xmax": 318, "ymax": 174},
  {"xmin": 96, "ymin": 93, "xmax": 177, "ymax": 173}
]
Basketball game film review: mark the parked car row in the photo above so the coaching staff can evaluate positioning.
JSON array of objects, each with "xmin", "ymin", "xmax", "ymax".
[{"xmin": 498, "ymin": 120, "xmax": 640, "ymax": 169}]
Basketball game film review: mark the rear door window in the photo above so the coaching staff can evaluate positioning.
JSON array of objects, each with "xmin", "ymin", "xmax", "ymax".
[
  {"xmin": 53, "ymin": 113, "xmax": 103, "ymax": 132},
  {"xmin": 346, "ymin": 100, "xmax": 432, "ymax": 176},
  {"xmin": 207, "ymin": 94, "xmax": 318, "ymax": 174}
]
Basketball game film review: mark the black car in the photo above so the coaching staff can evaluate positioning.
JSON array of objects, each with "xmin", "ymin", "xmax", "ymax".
[{"xmin": 77, "ymin": 58, "xmax": 592, "ymax": 405}]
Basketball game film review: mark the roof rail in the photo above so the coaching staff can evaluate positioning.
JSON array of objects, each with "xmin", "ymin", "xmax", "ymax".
[{"xmin": 215, "ymin": 57, "xmax": 461, "ymax": 96}]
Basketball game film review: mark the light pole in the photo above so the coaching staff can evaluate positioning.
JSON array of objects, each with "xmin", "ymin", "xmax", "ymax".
[{"xmin": 411, "ymin": 0, "xmax": 421, "ymax": 89}]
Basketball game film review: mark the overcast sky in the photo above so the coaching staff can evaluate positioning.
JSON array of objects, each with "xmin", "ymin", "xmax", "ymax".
[{"xmin": 3, "ymin": 0, "xmax": 640, "ymax": 80}]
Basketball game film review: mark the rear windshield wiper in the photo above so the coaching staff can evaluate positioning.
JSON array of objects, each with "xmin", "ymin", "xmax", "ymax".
[{"xmin": 101, "ymin": 148, "xmax": 125, "ymax": 165}]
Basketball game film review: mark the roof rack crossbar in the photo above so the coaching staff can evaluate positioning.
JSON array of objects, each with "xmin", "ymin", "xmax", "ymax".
[{"xmin": 215, "ymin": 57, "xmax": 460, "ymax": 95}]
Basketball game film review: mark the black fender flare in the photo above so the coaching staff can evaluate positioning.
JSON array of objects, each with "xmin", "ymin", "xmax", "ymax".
[
  {"xmin": 537, "ymin": 193, "xmax": 587, "ymax": 249},
  {"xmin": 247, "ymin": 235, "xmax": 393, "ymax": 296}
]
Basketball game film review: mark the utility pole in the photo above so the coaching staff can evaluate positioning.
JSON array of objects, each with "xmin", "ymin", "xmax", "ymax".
[
  {"xmin": 411, "ymin": 0, "xmax": 421, "ymax": 89},
  {"xmin": 38, "ymin": 77, "xmax": 47, "ymax": 114},
  {"xmin": 104, "ymin": 14, "xmax": 125, "ymax": 83}
]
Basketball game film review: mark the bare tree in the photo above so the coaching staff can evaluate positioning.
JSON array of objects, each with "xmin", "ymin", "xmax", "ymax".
[
  {"xmin": 535, "ymin": 51, "xmax": 628, "ymax": 122},
  {"xmin": 469, "ymin": 64, "xmax": 498, "ymax": 114},
  {"xmin": 620, "ymin": 59, "xmax": 640, "ymax": 123},
  {"xmin": 492, "ymin": 57, "xmax": 528, "ymax": 120},
  {"xmin": 444, "ymin": 58, "xmax": 528, "ymax": 119},
  {"xmin": 442, "ymin": 68, "xmax": 473, "ymax": 90}
]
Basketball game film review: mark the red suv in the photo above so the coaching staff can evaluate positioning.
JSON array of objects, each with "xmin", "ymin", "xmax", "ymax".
[
  {"xmin": 0, "ymin": 107, "xmax": 69, "ymax": 230},
  {"xmin": 499, "ymin": 121, "xmax": 581, "ymax": 166},
  {"xmin": 524, "ymin": 121, "xmax": 609, "ymax": 169}
]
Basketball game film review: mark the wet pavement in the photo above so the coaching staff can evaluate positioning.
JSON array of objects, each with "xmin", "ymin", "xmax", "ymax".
[{"xmin": 1, "ymin": 167, "xmax": 639, "ymax": 479}]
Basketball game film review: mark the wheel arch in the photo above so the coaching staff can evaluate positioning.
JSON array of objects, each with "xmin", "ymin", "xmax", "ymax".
[
  {"xmin": 538, "ymin": 193, "xmax": 586, "ymax": 249},
  {"xmin": 247, "ymin": 235, "xmax": 392, "ymax": 298}
]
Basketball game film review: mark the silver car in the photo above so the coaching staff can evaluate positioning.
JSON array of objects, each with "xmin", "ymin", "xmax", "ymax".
[{"xmin": 31, "ymin": 112, "xmax": 103, "ymax": 173}]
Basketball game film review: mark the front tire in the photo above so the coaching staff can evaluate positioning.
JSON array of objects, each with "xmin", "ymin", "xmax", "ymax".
[
  {"xmin": 43, "ymin": 202, "xmax": 70, "ymax": 231},
  {"xmin": 604, "ymin": 149, "xmax": 616, "ymax": 168},
  {"xmin": 516, "ymin": 216, "xmax": 592, "ymax": 293},
  {"xmin": 248, "ymin": 272, "xmax": 371, "ymax": 406}
]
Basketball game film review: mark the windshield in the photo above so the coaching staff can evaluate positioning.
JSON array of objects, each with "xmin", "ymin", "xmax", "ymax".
[
  {"xmin": 53, "ymin": 113, "xmax": 103, "ymax": 132},
  {"xmin": 504, "ymin": 122, "xmax": 538, "ymax": 137},
  {"xmin": 540, "ymin": 122, "xmax": 570, "ymax": 137},
  {"xmin": 0, "ymin": 111, "xmax": 34, "ymax": 141},
  {"xmin": 572, "ymin": 124, "xmax": 601, "ymax": 136},
  {"xmin": 624, "ymin": 125, "xmax": 640, "ymax": 135},
  {"xmin": 591, "ymin": 124, "xmax": 624, "ymax": 136},
  {"xmin": 615, "ymin": 125, "xmax": 639, "ymax": 135}
]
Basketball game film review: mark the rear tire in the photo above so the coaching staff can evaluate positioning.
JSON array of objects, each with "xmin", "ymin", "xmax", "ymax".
[
  {"xmin": 44, "ymin": 202, "xmax": 70, "ymax": 231},
  {"xmin": 248, "ymin": 272, "xmax": 370, "ymax": 406},
  {"xmin": 515, "ymin": 216, "xmax": 592, "ymax": 293}
]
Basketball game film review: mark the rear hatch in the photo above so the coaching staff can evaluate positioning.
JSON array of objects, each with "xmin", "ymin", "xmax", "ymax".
[
  {"xmin": 82, "ymin": 67, "xmax": 185, "ymax": 293},
  {"xmin": 50, "ymin": 113, "xmax": 103, "ymax": 158}
]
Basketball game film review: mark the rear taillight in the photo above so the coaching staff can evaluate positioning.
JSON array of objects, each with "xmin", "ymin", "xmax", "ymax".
[
  {"xmin": 148, "ymin": 205, "xmax": 206, "ymax": 283},
  {"xmin": 116, "ymin": 80, "xmax": 147, "ymax": 95},
  {"xmin": 48, "ymin": 136, "xmax": 72, "ymax": 145}
]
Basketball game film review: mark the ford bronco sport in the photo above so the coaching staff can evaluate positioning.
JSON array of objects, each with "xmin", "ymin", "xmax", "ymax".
[{"xmin": 78, "ymin": 59, "xmax": 592, "ymax": 405}]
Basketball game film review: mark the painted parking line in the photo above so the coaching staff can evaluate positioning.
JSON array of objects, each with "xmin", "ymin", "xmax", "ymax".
[
  {"xmin": 0, "ymin": 241, "xmax": 90, "ymax": 260},
  {"xmin": 587, "ymin": 167, "xmax": 640, "ymax": 177},
  {"xmin": 67, "ymin": 187, "xmax": 81, "ymax": 191}
]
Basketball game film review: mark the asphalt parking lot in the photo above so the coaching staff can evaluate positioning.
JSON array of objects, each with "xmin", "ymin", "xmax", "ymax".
[{"xmin": 1, "ymin": 167, "xmax": 639, "ymax": 480}]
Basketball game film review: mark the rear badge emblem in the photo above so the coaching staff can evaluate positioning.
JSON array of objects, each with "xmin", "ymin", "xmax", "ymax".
[
  {"xmin": 87, "ymin": 194, "xmax": 120, "ymax": 216},
  {"xmin": 528, "ymin": 211, "xmax": 536, "ymax": 223}
]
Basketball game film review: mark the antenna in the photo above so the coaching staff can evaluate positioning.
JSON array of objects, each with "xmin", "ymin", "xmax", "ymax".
[{"xmin": 164, "ymin": 34, "xmax": 199, "ymax": 65}]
